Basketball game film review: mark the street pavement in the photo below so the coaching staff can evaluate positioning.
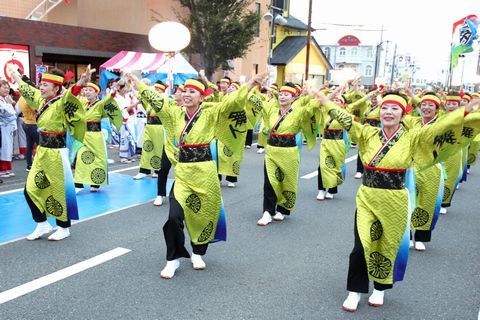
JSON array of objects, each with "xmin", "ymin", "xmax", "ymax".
[{"xmin": 0, "ymin": 142, "xmax": 479, "ymax": 319}]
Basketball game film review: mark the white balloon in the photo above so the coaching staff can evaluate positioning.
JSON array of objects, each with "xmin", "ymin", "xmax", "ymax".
[{"xmin": 148, "ymin": 22, "xmax": 191, "ymax": 52}]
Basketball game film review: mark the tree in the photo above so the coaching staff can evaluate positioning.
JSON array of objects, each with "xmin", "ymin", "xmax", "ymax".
[{"xmin": 154, "ymin": 0, "xmax": 260, "ymax": 79}]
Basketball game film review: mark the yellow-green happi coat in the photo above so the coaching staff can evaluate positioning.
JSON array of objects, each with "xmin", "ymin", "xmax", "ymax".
[
  {"xmin": 139, "ymin": 106, "xmax": 165, "ymax": 171},
  {"xmin": 75, "ymin": 95, "xmax": 122, "ymax": 186},
  {"xmin": 325, "ymin": 101, "xmax": 466, "ymax": 284},
  {"xmin": 19, "ymin": 81, "xmax": 85, "ymax": 222},
  {"xmin": 402, "ymin": 115, "xmax": 444, "ymax": 232},
  {"xmin": 262, "ymin": 96, "xmax": 320, "ymax": 211},
  {"xmin": 318, "ymin": 108, "xmax": 347, "ymax": 189},
  {"xmin": 138, "ymin": 82, "xmax": 249, "ymax": 244},
  {"xmin": 215, "ymin": 88, "xmax": 264, "ymax": 177}
]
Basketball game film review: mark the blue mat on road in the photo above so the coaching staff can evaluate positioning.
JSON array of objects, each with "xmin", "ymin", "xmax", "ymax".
[{"xmin": 0, "ymin": 173, "xmax": 173, "ymax": 244}]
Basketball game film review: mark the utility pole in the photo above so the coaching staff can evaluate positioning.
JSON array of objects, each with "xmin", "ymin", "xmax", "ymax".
[
  {"xmin": 390, "ymin": 43, "xmax": 397, "ymax": 86},
  {"xmin": 304, "ymin": 0, "xmax": 313, "ymax": 82},
  {"xmin": 372, "ymin": 25, "xmax": 384, "ymax": 86}
]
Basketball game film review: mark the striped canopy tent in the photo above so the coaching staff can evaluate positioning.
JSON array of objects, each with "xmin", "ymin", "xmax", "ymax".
[{"xmin": 99, "ymin": 50, "xmax": 198, "ymax": 91}]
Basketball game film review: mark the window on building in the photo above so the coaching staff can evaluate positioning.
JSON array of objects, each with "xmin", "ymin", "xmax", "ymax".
[
  {"xmin": 273, "ymin": 0, "xmax": 287, "ymax": 10},
  {"xmin": 367, "ymin": 47, "xmax": 373, "ymax": 58},
  {"xmin": 351, "ymin": 47, "xmax": 357, "ymax": 56},
  {"xmin": 255, "ymin": 3, "xmax": 261, "ymax": 37},
  {"xmin": 365, "ymin": 65, "xmax": 373, "ymax": 77},
  {"xmin": 339, "ymin": 47, "xmax": 346, "ymax": 56},
  {"xmin": 324, "ymin": 47, "xmax": 330, "ymax": 59}
]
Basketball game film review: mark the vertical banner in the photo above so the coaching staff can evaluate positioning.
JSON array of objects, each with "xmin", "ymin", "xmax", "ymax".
[
  {"xmin": 35, "ymin": 64, "xmax": 48, "ymax": 86},
  {"xmin": 0, "ymin": 44, "xmax": 30, "ymax": 90},
  {"xmin": 451, "ymin": 15, "xmax": 479, "ymax": 68}
]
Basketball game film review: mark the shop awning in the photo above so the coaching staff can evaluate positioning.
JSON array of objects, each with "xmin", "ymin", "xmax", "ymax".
[{"xmin": 99, "ymin": 50, "xmax": 197, "ymax": 90}]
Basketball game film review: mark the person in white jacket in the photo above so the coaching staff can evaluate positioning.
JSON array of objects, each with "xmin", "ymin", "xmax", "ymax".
[{"xmin": 0, "ymin": 80, "xmax": 18, "ymax": 178}]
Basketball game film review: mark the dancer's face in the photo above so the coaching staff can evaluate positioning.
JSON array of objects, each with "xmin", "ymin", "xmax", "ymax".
[
  {"xmin": 39, "ymin": 81, "xmax": 60, "ymax": 99},
  {"xmin": 83, "ymin": 87, "xmax": 98, "ymax": 101},
  {"xmin": 174, "ymin": 89, "xmax": 183, "ymax": 105},
  {"xmin": 380, "ymin": 103, "xmax": 404, "ymax": 128},
  {"xmin": 420, "ymin": 101, "xmax": 437, "ymax": 119},
  {"xmin": 445, "ymin": 101, "xmax": 459, "ymax": 112},
  {"xmin": 182, "ymin": 88, "xmax": 204, "ymax": 108},
  {"xmin": 279, "ymin": 91, "xmax": 294, "ymax": 107}
]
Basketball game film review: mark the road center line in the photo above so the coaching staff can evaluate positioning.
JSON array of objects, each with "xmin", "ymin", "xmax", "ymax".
[
  {"xmin": 301, "ymin": 154, "xmax": 358, "ymax": 179},
  {"xmin": 0, "ymin": 247, "xmax": 131, "ymax": 305}
]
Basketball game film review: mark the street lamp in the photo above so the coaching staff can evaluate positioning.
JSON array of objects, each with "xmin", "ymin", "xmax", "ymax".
[
  {"xmin": 264, "ymin": 5, "xmax": 287, "ymax": 65},
  {"xmin": 148, "ymin": 21, "xmax": 191, "ymax": 94}
]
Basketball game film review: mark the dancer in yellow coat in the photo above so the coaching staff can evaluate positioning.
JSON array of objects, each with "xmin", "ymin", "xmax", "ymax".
[
  {"xmin": 257, "ymin": 83, "xmax": 321, "ymax": 226},
  {"xmin": 9, "ymin": 65, "xmax": 94, "ymax": 241},
  {"xmin": 127, "ymin": 71, "xmax": 267, "ymax": 279},
  {"xmin": 313, "ymin": 88, "xmax": 478, "ymax": 312},
  {"xmin": 74, "ymin": 82, "xmax": 122, "ymax": 192}
]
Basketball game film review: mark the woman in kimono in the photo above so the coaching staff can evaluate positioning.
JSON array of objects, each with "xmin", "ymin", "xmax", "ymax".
[
  {"xmin": 133, "ymin": 82, "xmax": 167, "ymax": 180},
  {"xmin": 256, "ymin": 83, "xmax": 320, "ymax": 226},
  {"xmin": 0, "ymin": 80, "xmax": 17, "ymax": 178},
  {"xmin": 440, "ymin": 92, "xmax": 464, "ymax": 214},
  {"xmin": 126, "ymin": 72, "xmax": 267, "ymax": 279},
  {"xmin": 313, "ymin": 89, "xmax": 477, "ymax": 312},
  {"xmin": 9, "ymin": 65, "xmax": 91, "ymax": 241},
  {"xmin": 402, "ymin": 93, "xmax": 445, "ymax": 251},
  {"xmin": 74, "ymin": 82, "xmax": 122, "ymax": 192}
]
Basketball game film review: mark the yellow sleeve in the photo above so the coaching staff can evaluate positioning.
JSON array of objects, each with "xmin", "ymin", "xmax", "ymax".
[
  {"xmin": 18, "ymin": 80, "xmax": 44, "ymax": 110},
  {"xmin": 412, "ymin": 107, "xmax": 466, "ymax": 169},
  {"xmin": 61, "ymin": 88, "xmax": 86, "ymax": 142},
  {"xmin": 101, "ymin": 94, "xmax": 123, "ymax": 131}
]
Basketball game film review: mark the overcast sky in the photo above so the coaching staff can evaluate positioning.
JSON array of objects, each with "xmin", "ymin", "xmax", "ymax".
[{"xmin": 289, "ymin": 0, "xmax": 480, "ymax": 84}]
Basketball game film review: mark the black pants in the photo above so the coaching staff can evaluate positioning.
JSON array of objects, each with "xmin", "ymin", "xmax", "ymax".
[
  {"xmin": 22, "ymin": 123, "xmax": 39, "ymax": 168},
  {"xmin": 317, "ymin": 166, "xmax": 338, "ymax": 193},
  {"xmin": 410, "ymin": 230, "xmax": 432, "ymax": 242},
  {"xmin": 347, "ymin": 210, "xmax": 393, "ymax": 293},
  {"xmin": 263, "ymin": 163, "xmax": 290, "ymax": 215},
  {"xmin": 218, "ymin": 175, "xmax": 237, "ymax": 183},
  {"xmin": 356, "ymin": 154, "xmax": 364, "ymax": 173},
  {"xmin": 245, "ymin": 129, "xmax": 253, "ymax": 146},
  {"xmin": 157, "ymin": 149, "xmax": 172, "ymax": 196},
  {"xmin": 163, "ymin": 184, "xmax": 208, "ymax": 261},
  {"xmin": 25, "ymin": 188, "xmax": 71, "ymax": 228}
]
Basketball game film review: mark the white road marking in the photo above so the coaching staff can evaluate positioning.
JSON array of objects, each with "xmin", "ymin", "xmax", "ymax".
[
  {"xmin": 300, "ymin": 155, "xmax": 358, "ymax": 179},
  {"xmin": 0, "ymin": 187, "xmax": 24, "ymax": 195},
  {"xmin": 110, "ymin": 165, "xmax": 139, "ymax": 173},
  {"xmin": 0, "ymin": 247, "xmax": 131, "ymax": 304}
]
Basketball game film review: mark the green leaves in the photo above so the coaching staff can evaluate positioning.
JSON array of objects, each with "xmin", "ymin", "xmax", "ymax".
[{"xmin": 171, "ymin": 0, "xmax": 260, "ymax": 78}]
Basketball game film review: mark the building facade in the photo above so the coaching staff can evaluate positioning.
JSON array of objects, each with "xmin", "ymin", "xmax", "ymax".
[
  {"xmin": 0, "ymin": 0, "xmax": 271, "ymax": 83},
  {"xmin": 320, "ymin": 35, "xmax": 377, "ymax": 86}
]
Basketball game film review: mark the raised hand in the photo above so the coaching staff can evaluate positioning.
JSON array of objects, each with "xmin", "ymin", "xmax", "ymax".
[
  {"xmin": 465, "ymin": 97, "xmax": 480, "ymax": 113},
  {"xmin": 77, "ymin": 64, "xmax": 96, "ymax": 87}
]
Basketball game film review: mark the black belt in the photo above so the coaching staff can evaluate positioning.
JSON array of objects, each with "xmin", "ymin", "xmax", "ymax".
[
  {"xmin": 39, "ymin": 132, "xmax": 66, "ymax": 148},
  {"xmin": 87, "ymin": 122, "xmax": 101, "ymax": 131},
  {"xmin": 268, "ymin": 135, "xmax": 296, "ymax": 147},
  {"xmin": 179, "ymin": 145, "xmax": 212, "ymax": 163},
  {"xmin": 323, "ymin": 129, "xmax": 344, "ymax": 140},
  {"xmin": 147, "ymin": 116, "xmax": 162, "ymax": 125},
  {"xmin": 365, "ymin": 119, "xmax": 380, "ymax": 127},
  {"xmin": 362, "ymin": 166, "xmax": 406, "ymax": 190}
]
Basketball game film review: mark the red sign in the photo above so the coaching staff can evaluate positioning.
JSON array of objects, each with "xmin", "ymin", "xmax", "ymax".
[{"xmin": 338, "ymin": 35, "xmax": 361, "ymax": 46}]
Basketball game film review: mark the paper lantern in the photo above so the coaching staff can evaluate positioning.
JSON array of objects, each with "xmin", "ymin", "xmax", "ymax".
[{"xmin": 148, "ymin": 22, "xmax": 191, "ymax": 52}]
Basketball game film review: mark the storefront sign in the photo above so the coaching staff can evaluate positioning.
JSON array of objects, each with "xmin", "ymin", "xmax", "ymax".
[{"xmin": 0, "ymin": 44, "xmax": 30, "ymax": 89}]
